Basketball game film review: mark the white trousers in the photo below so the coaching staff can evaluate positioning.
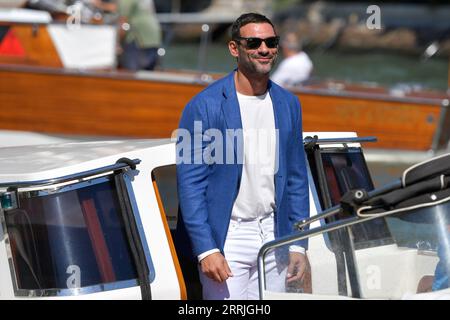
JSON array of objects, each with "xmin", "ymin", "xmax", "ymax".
[{"xmin": 199, "ymin": 214, "xmax": 287, "ymax": 300}]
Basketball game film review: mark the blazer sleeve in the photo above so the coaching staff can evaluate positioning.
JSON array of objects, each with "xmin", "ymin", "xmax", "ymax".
[
  {"xmin": 176, "ymin": 97, "xmax": 218, "ymax": 257},
  {"xmin": 286, "ymin": 96, "xmax": 310, "ymax": 248}
]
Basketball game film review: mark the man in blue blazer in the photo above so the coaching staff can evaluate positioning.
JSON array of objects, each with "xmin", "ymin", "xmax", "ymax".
[{"xmin": 176, "ymin": 13, "xmax": 309, "ymax": 299}]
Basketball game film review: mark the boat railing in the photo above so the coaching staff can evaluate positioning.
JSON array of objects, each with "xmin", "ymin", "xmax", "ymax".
[
  {"xmin": 258, "ymin": 211, "xmax": 369, "ymax": 299},
  {"xmin": 257, "ymin": 197, "xmax": 445, "ymax": 299}
]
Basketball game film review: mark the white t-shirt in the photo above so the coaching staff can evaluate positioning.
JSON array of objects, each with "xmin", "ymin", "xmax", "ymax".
[
  {"xmin": 232, "ymin": 91, "xmax": 277, "ymax": 220},
  {"xmin": 271, "ymin": 52, "xmax": 313, "ymax": 87}
]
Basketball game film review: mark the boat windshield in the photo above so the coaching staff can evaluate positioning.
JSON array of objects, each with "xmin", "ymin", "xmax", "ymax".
[
  {"xmin": 307, "ymin": 147, "xmax": 393, "ymax": 249},
  {"xmin": 3, "ymin": 177, "xmax": 139, "ymax": 295},
  {"xmin": 259, "ymin": 198, "xmax": 450, "ymax": 299}
]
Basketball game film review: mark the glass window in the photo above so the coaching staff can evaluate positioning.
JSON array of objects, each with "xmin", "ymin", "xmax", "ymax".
[
  {"xmin": 260, "ymin": 223, "xmax": 443, "ymax": 299},
  {"xmin": 386, "ymin": 199, "xmax": 450, "ymax": 251},
  {"xmin": 5, "ymin": 178, "xmax": 138, "ymax": 291},
  {"xmin": 260, "ymin": 200, "xmax": 449, "ymax": 299},
  {"xmin": 307, "ymin": 147, "xmax": 393, "ymax": 248}
]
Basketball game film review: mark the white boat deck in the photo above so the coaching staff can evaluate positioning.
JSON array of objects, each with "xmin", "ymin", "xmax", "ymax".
[{"xmin": 0, "ymin": 131, "xmax": 172, "ymax": 183}]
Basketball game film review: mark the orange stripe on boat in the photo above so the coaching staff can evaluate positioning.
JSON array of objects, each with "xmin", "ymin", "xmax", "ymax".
[{"xmin": 152, "ymin": 179, "xmax": 187, "ymax": 300}]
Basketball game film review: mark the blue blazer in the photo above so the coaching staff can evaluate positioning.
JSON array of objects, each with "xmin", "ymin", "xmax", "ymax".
[{"xmin": 176, "ymin": 71, "xmax": 309, "ymax": 258}]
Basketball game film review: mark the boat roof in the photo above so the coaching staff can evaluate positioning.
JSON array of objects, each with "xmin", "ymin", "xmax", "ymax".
[
  {"xmin": 0, "ymin": 139, "xmax": 173, "ymax": 183},
  {"xmin": 0, "ymin": 131, "xmax": 358, "ymax": 185}
]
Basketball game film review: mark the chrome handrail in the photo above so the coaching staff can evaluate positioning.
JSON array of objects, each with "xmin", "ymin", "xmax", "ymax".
[
  {"xmin": 258, "ymin": 215, "xmax": 360, "ymax": 300},
  {"xmin": 256, "ymin": 200, "xmax": 412, "ymax": 300}
]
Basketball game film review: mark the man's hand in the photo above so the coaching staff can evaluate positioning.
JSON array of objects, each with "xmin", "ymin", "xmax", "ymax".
[
  {"xmin": 200, "ymin": 252, "xmax": 233, "ymax": 283},
  {"xmin": 286, "ymin": 252, "xmax": 307, "ymax": 284}
]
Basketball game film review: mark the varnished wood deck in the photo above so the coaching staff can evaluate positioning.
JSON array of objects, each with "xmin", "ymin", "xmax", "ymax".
[{"xmin": 0, "ymin": 65, "xmax": 447, "ymax": 150}]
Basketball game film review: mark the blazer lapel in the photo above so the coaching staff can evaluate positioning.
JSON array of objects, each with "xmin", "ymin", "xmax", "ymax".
[
  {"xmin": 221, "ymin": 71, "xmax": 243, "ymax": 132},
  {"xmin": 221, "ymin": 71, "xmax": 243, "ymax": 177},
  {"xmin": 269, "ymin": 82, "xmax": 286, "ymax": 208}
]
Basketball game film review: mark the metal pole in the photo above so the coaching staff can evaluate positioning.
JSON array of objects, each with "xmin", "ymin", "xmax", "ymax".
[
  {"xmin": 198, "ymin": 23, "xmax": 210, "ymax": 75},
  {"xmin": 431, "ymin": 99, "xmax": 450, "ymax": 152}
]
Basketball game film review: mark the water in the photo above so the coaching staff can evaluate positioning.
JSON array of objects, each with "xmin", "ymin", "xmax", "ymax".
[{"xmin": 160, "ymin": 42, "xmax": 449, "ymax": 91}]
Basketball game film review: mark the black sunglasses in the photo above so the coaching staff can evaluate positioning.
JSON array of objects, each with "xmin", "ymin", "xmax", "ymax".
[{"xmin": 234, "ymin": 36, "xmax": 280, "ymax": 50}]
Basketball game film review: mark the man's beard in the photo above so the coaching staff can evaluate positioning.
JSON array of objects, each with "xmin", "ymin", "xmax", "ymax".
[{"xmin": 241, "ymin": 52, "xmax": 277, "ymax": 76}]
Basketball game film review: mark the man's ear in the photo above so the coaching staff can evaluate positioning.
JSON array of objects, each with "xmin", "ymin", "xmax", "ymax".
[{"xmin": 228, "ymin": 41, "xmax": 239, "ymax": 58}]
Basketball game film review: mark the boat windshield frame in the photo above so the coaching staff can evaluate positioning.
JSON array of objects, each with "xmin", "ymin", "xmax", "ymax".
[{"xmin": 0, "ymin": 160, "xmax": 155, "ymax": 297}]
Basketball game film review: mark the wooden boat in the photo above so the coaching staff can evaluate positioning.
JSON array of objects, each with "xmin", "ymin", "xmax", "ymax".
[
  {"xmin": 1, "ymin": 15, "xmax": 449, "ymax": 151},
  {"xmin": 1, "ymin": 62, "xmax": 448, "ymax": 151}
]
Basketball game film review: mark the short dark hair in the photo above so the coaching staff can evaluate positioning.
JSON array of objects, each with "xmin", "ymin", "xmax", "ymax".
[{"xmin": 231, "ymin": 13, "xmax": 276, "ymax": 40}]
